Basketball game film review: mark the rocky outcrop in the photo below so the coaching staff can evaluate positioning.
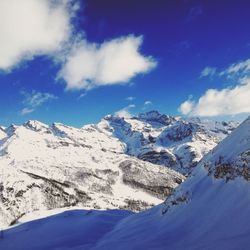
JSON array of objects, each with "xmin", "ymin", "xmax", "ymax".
[{"xmin": 119, "ymin": 160, "xmax": 184, "ymax": 199}]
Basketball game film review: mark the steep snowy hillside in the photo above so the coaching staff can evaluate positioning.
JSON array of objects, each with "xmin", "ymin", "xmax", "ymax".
[
  {"xmin": 0, "ymin": 209, "xmax": 133, "ymax": 250},
  {"xmin": 1, "ymin": 116, "xmax": 249, "ymax": 250},
  {"xmin": 0, "ymin": 120, "xmax": 184, "ymax": 228},
  {"xmin": 97, "ymin": 111, "xmax": 237, "ymax": 175},
  {"xmin": 91, "ymin": 116, "xmax": 250, "ymax": 250}
]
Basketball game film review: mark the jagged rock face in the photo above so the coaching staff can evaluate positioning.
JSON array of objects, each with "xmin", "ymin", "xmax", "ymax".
[
  {"xmin": 138, "ymin": 150, "xmax": 177, "ymax": 168},
  {"xmin": 157, "ymin": 120, "xmax": 195, "ymax": 143},
  {"xmin": 137, "ymin": 111, "xmax": 177, "ymax": 126},
  {"xmin": 0, "ymin": 120, "xmax": 184, "ymax": 228},
  {"xmin": 97, "ymin": 111, "xmax": 238, "ymax": 175}
]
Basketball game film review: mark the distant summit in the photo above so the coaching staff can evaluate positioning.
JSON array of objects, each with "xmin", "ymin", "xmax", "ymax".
[{"xmin": 98, "ymin": 110, "xmax": 238, "ymax": 175}]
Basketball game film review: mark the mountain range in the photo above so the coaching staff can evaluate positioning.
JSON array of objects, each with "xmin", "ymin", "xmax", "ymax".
[
  {"xmin": 0, "ymin": 111, "xmax": 238, "ymax": 228},
  {"xmin": 1, "ymin": 114, "xmax": 249, "ymax": 250}
]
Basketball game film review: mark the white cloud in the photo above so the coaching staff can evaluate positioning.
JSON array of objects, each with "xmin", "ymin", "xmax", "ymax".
[
  {"xmin": 0, "ymin": 0, "xmax": 75, "ymax": 71},
  {"xmin": 200, "ymin": 67, "xmax": 216, "ymax": 78},
  {"xmin": 0, "ymin": 1, "xmax": 157, "ymax": 92},
  {"xmin": 78, "ymin": 93, "xmax": 87, "ymax": 99},
  {"xmin": 178, "ymin": 77, "xmax": 250, "ymax": 117},
  {"xmin": 178, "ymin": 100, "xmax": 194, "ymax": 115},
  {"xmin": 0, "ymin": 0, "xmax": 156, "ymax": 90},
  {"xmin": 220, "ymin": 58, "xmax": 250, "ymax": 77},
  {"xmin": 144, "ymin": 100, "xmax": 152, "ymax": 106},
  {"xmin": 115, "ymin": 104, "xmax": 135, "ymax": 118},
  {"xmin": 126, "ymin": 96, "xmax": 135, "ymax": 101},
  {"xmin": 58, "ymin": 36, "xmax": 157, "ymax": 90},
  {"xmin": 200, "ymin": 59, "xmax": 250, "ymax": 80},
  {"xmin": 21, "ymin": 107, "xmax": 34, "ymax": 115},
  {"xmin": 21, "ymin": 90, "xmax": 57, "ymax": 115}
]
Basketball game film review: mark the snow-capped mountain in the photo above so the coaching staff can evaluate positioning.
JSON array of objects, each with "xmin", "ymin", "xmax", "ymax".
[
  {"xmin": 1, "ymin": 116, "xmax": 249, "ymax": 250},
  {"xmin": 97, "ymin": 110, "xmax": 238, "ymax": 175},
  {"xmin": 90, "ymin": 116, "xmax": 250, "ymax": 250},
  {"xmin": 0, "ymin": 119, "xmax": 184, "ymax": 228},
  {"xmin": 0, "ymin": 111, "xmax": 238, "ymax": 228}
]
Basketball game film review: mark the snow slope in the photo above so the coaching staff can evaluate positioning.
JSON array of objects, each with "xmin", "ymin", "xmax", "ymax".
[
  {"xmin": 92, "ymin": 116, "xmax": 250, "ymax": 250},
  {"xmin": 0, "ymin": 120, "xmax": 184, "ymax": 228},
  {"xmin": 0, "ymin": 209, "xmax": 133, "ymax": 250},
  {"xmin": 1, "ymin": 116, "xmax": 248, "ymax": 250}
]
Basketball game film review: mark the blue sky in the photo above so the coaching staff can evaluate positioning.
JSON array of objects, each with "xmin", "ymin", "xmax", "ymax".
[{"xmin": 0, "ymin": 0, "xmax": 250, "ymax": 127}]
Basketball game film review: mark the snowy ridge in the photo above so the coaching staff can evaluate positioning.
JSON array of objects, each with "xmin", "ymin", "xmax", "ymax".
[
  {"xmin": 0, "ymin": 126, "xmax": 7, "ymax": 140},
  {"xmin": 0, "ymin": 112, "xmax": 238, "ymax": 228},
  {"xmin": 97, "ymin": 111, "xmax": 238, "ymax": 175}
]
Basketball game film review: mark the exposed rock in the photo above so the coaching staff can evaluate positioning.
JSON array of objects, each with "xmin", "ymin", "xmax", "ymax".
[{"xmin": 119, "ymin": 160, "xmax": 184, "ymax": 199}]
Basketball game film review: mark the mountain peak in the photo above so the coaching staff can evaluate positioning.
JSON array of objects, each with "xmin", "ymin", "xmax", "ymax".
[
  {"xmin": 23, "ymin": 120, "xmax": 49, "ymax": 132},
  {"xmin": 137, "ymin": 110, "xmax": 177, "ymax": 126},
  {"xmin": 0, "ymin": 125, "xmax": 6, "ymax": 131}
]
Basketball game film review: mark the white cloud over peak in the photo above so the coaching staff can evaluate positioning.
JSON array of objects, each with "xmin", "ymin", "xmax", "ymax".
[
  {"xmin": 179, "ymin": 77, "xmax": 250, "ymax": 117},
  {"xmin": 58, "ymin": 36, "xmax": 157, "ymax": 90},
  {"xmin": 178, "ymin": 99, "xmax": 194, "ymax": 115},
  {"xmin": 21, "ymin": 90, "xmax": 57, "ymax": 115},
  {"xmin": 115, "ymin": 104, "xmax": 136, "ymax": 118},
  {"xmin": 0, "ymin": 0, "xmax": 75, "ymax": 71}
]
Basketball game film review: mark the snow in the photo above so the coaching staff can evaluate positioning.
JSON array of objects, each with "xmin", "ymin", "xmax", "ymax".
[
  {"xmin": 91, "ymin": 116, "xmax": 250, "ymax": 249},
  {"xmin": 0, "ymin": 209, "xmax": 133, "ymax": 250},
  {"xmin": 97, "ymin": 111, "xmax": 238, "ymax": 175},
  {"xmin": 0, "ymin": 115, "xmax": 247, "ymax": 249},
  {"xmin": 206, "ymin": 116, "xmax": 250, "ymax": 164},
  {"xmin": 0, "ymin": 117, "xmax": 184, "ymax": 228},
  {"xmin": 2, "ymin": 168, "xmax": 250, "ymax": 250},
  {"xmin": 0, "ymin": 126, "xmax": 7, "ymax": 143}
]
